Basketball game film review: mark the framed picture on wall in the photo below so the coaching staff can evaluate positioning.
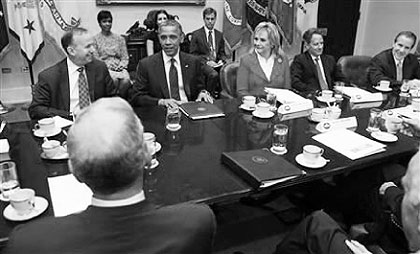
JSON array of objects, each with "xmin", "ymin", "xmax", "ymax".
[{"xmin": 96, "ymin": 0, "xmax": 205, "ymax": 5}]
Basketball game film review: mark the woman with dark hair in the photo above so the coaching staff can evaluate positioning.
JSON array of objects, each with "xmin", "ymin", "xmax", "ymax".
[
  {"xmin": 236, "ymin": 21, "xmax": 291, "ymax": 98},
  {"xmin": 94, "ymin": 10, "xmax": 130, "ymax": 94},
  {"xmin": 145, "ymin": 9, "xmax": 169, "ymax": 56}
]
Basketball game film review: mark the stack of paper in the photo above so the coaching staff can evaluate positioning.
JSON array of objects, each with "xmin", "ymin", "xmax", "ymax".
[
  {"xmin": 340, "ymin": 87, "xmax": 383, "ymax": 103},
  {"xmin": 48, "ymin": 174, "xmax": 92, "ymax": 217},
  {"xmin": 312, "ymin": 129, "xmax": 386, "ymax": 160}
]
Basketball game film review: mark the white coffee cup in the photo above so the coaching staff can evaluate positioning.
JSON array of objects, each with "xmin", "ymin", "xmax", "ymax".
[
  {"xmin": 378, "ymin": 80, "xmax": 390, "ymax": 90},
  {"xmin": 143, "ymin": 132, "xmax": 156, "ymax": 143},
  {"xmin": 256, "ymin": 102, "xmax": 270, "ymax": 115},
  {"xmin": 328, "ymin": 107, "xmax": 341, "ymax": 120},
  {"xmin": 303, "ymin": 145, "xmax": 324, "ymax": 163},
  {"xmin": 242, "ymin": 96, "xmax": 256, "ymax": 109},
  {"xmin": 41, "ymin": 140, "xmax": 61, "ymax": 158},
  {"xmin": 34, "ymin": 118, "xmax": 56, "ymax": 134},
  {"xmin": 385, "ymin": 116, "xmax": 403, "ymax": 134},
  {"xmin": 311, "ymin": 108, "xmax": 326, "ymax": 122},
  {"xmin": 321, "ymin": 90, "xmax": 333, "ymax": 100},
  {"xmin": 10, "ymin": 188, "xmax": 35, "ymax": 215}
]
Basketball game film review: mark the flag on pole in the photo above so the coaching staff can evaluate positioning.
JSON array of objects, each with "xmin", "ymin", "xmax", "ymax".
[
  {"xmin": 7, "ymin": 0, "xmax": 44, "ymax": 62},
  {"xmin": 245, "ymin": 0, "xmax": 269, "ymax": 31},
  {"xmin": 0, "ymin": 2, "xmax": 9, "ymax": 59},
  {"xmin": 223, "ymin": 0, "xmax": 244, "ymax": 50}
]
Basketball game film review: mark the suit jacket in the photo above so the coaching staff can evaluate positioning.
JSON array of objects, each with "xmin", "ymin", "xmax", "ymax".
[
  {"xmin": 369, "ymin": 48, "xmax": 420, "ymax": 87},
  {"xmin": 129, "ymin": 51, "xmax": 205, "ymax": 107},
  {"xmin": 291, "ymin": 51, "xmax": 343, "ymax": 96},
  {"xmin": 190, "ymin": 27, "xmax": 227, "ymax": 63},
  {"xmin": 5, "ymin": 202, "xmax": 216, "ymax": 254},
  {"xmin": 236, "ymin": 51, "xmax": 291, "ymax": 98},
  {"xmin": 28, "ymin": 58, "xmax": 116, "ymax": 120}
]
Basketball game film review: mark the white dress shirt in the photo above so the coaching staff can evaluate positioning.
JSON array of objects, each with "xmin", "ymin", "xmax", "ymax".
[
  {"xmin": 256, "ymin": 50, "xmax": 275, "ymax": 81},
  {"xmin": 311, "ymin": 54, "xmax": 328, "ymax": 84},
  {"xmin": 162, "ymin": 50, "xmax": 188, "ymax": 102},
  {"xmin": 204, "ymin": 27, "xmax": 216, "ymax": 52},
  {"xmin": 91, "ymin": 190, "xmax": 145, "ymax": 208},
  {"xmin": 67, "ymin": 58, "xmax": 88, "ymax": 115}
]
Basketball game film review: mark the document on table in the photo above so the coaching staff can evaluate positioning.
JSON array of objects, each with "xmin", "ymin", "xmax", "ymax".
[
  {"xmin": 388, "ymin": 106, "xmax": 420, "ymax": 120},
  {"xmin": 48, "ymin": 174, "xmax": 92, "ymax": 217},
  {"xmin": 312, "ymin": 129, "xmax": 386, "ymax": 160},
  {"xmin": 340, "ymin": 87, "xmax": 383, "ymax": 103}
]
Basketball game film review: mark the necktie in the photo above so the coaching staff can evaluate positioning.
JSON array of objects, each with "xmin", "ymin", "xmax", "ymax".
[
  {"xmin": 208, "ymin": 31, "xmax": 216, "ymax": 59},
  {"xmin": 396, "ymin": 60, "xmax": 403, "ymax": 81},
  {"xmin": 169, "ymin": 58, "xmax": 180, "ymax": 100},
  {"xmin": 77, "ymin": 67, "xmax": 90, "ymax": 109},
  {"xmin": 314, "ymin": 57, "xmax": 329, "ymax": 90}
]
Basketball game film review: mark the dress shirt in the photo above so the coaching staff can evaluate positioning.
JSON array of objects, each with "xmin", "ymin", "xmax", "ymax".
[
  {"xmin": 67, "ymin": 58, "xmax": 86, "ymax": 115},
  {"xmin": 393, "ymin": 54, "xmax": 405, "ymax": 81},
  {"xmin": 310, "ymin": 54, "xmax": 328, "ymax": 85},
  {"xmin": 256, "ymin": 50, "xmax": 275, "ymax": 81},
  {"xmin": 204, "ymin": 27, "xmax": 216, "ymax": 52},
  {"xmin": 91, "ymin": 190, "xmax": 145, "ymax": 207},
  {"xmin": 162, "ymin": 51, "xmax": 188, "ymax": 102}
]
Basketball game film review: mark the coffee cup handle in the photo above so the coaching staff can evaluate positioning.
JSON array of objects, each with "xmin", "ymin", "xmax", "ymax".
[
  {"xmin": 34, "ymin": 123, "xmax": 40, "ymax": 130},
  {"xmin": 316, "ymin": 90, "xmax": 323, "ymax": 97},
  {"xmin": 320, "ymin": 148, "xmax": 324, "ymax": 155}
]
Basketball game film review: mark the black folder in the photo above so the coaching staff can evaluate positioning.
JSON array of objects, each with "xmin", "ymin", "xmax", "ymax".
[
  {"xmin": 222, "ymin": 149, "xmax": 305, "ymax": 189},
  {"xmin": 180, "ymin": 102, "xmax": 225, "ymax": 120}
]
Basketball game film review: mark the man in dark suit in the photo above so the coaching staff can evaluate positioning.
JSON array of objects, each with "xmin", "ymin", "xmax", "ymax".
[
  {"xmin": 130, "ymin": 20, "xmax": 213, "ymax": 108},
  {"xmin": 5, "ymin": 97, "xmax": 216, "ymax": 254},
  {"xmin": 291, "ymin": 28, "xmax": 344, "ymax": 97},
  {"xmin": 28, "ymin": 27, "xmax": 116, "ymax": 120},
  {"xmin": 369, "ymin": 31, "xmax": 420, "ymax": 88}
]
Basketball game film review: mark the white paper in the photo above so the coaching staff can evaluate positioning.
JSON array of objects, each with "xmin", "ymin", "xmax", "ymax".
[
  {"xmin": 340, "ymin": 87, "xmax": 383, "ymax": 103},
  {"xmin": 264, "ymin": 88, "xmax": 307, "ymax": 104},
  {"xmin": 388, "ymin": 106, "xmax": 420, "ymax": 120},
  {"xmin": 48, "ymin": 174, "xmax": 92, "ymax": 217},
  {"xmin": 53, "ymin": 116, "xmax": 73, "ymax": 129},
  {"xmin": 278, "ymin": 100, "xmax": 313, "ymax": 114},
  {"xmin": 312, "ymin": 129, "xmax": 386, "ymax": 160},
  {"xmin": 315, "ymin": 117, "xmax": 358, "ymax": 132},
  {"xmin": 0, "ymin": 139, "xmax": 9, "ymax": 153}
]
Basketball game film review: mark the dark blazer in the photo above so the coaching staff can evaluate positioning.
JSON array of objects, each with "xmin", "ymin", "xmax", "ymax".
[
  {"xmin": 129, "ymin": 51, "xmax": 205, "ymax": 107},
  {"xmin": 236, "ymin": 51, "xmax": 291, "ymax": 98},
  {"xmin": 291, "ymin": 51, "xmax": 343, "ymax": 96},
  {"xmin": 28, "ymin": 58, "xmax": 116, "ymax": 120},
  {"xmin": 369, "ymin": 48, "xmax": 420, "ymax": 87},
  {"xmin": 5, "ymin": 202, "xmax": 216, "ymax": 254},
  {"xmin": 190, "ymin": 27, "xmax": 227, "ymax": 62}
]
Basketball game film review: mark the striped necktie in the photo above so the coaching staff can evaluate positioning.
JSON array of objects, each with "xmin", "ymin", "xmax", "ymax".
[
  {"xmin": 77, "ymin": 67, "xmax": 90, "ymax": 109},
  {"xmin": 315, "ymin": 57, "xmax": 329, "ymax": 90},
  {"xmin": 396, "ymin": 60, "xmax": 403, "ymax": 82},
  {"xmin": 169, "ymin": 59, "xmax": 180, "ymax": 100}
]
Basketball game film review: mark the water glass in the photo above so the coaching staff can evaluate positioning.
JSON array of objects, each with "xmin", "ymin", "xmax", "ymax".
[
  {"xmin": 366, "ymin": 108, "xmax": 382, "ymax": 132},
  {"xmin": 266, "ymin": 93, "xmax": 277, "ymax": 111},
  {"xmin": 0, "ymin": 161, "xmax": 20, "ymax": 200},
  {"xmin": 165, "ymin": 107, "xmax": 181, "ymax": 131},
  {"xmin": 334, "ymin": 82, "xmax": 345, "ymax": 101},
  {"xmin": 271, "ymin": 124, "xmax": 288, "ymax": 154}
]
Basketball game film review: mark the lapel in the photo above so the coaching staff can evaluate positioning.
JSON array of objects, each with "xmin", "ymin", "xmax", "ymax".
[
  {"xmin": 320, "ymin": 54, "xmax": 332, "ymax": 84},
  {"xmin": 179, "ymin": 52, "xmax": 191, "ymax": 98},
  {"xmin": 199, "ymin": 27, "xmax": 211, "ymax": 52},
  {"xmin": 250, "ymin": 52, "xmax": 268, "ymax": 82},
  {"xmin": 214, "ymin": 30, "xmax": 222, "ymax": 52},
  {"xmin": 305, "ymin": 51, "xmax": 319, "ymax": 78},
  {"xmin": 386, "ymin": 50, "xmax": 397, "ymax": 78},
  {"xmin": 155, "ymin": 52, "xmax": 170, "ymax": 98},
  {"xmin": 85, "ymin": 62, "xmax": 95, "ymax": 100},
  {"xmin": 59, "ymin": 60, "xmax": 70, "ymax": 109},
  {"xmin": 270, "ymin": 57, "xmax": 283, "ymax": 81}
]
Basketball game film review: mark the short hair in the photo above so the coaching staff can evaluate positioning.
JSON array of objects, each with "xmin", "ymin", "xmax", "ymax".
[
  {"xmin": 203, "ymin": 7, "xmax": 217, "ymax": 19},
  {"xmin": 157, "ymin": 19, "xmax": 183, "ymax": 36},
  {"xmin": 67, "ymin": 98, "xmax": 150, "ymax": 195},
  {"xmin": 61, "ymin": 27, "xmax": 88, "ymax": 55},
  {"xmin": 302, "ymin": 28, "xmax": 323, "ymax": 44},
  {"xmin": 97, "ymin": 10, "xmax": 112, "ymax": 23},
  {"xmin": 394, "ymin": 31, "xmax": 417, "ymax": 49},
  {"xmin": 254, "ymin": 21, "xmax": 285, "ymax": 59}
]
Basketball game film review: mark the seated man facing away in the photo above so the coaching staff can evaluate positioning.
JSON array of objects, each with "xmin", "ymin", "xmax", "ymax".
[
  {"xmin": 275, "ymin": 149, "xmax": 420, "ymax": 254},
  {"xmin": 29, "ymin": 27, "xmax": 116, "ymax": 120},
  {"xmin": 5, "ymin": 98, "xmax": 216, "ymax": 254},
  {"xmin": 291, "ymin": 28, "xmax": 344, "ymax": 97},
  {"xmin": 129, "ymin": 19, "xmax": 213, "ymax": 108},
  {"xmin": 369, "ymin": 31, "xmax": 420, "ymax": 89}
]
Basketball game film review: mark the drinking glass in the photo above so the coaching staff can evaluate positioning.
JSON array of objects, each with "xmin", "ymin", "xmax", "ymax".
[
  {"xmin": 0, "ymin": 161, "xmax": 20, "ymax": 200},
  {"xmin": 266, "ymin": 93, "xmax": 277, "ymax": 111},
  {"xmin": 366, "ymin": 108, "xmax": 382, "ymax": 132},
  {"xmin": 165, "ymin": 107, "xmax": 181, "ymax": 131},
  {"xmin": 334, "ymin": 81, "xmax": 345, "ymax": 101},
  {"xmin": 271, "ymin": 124, "xmax": 288, "ymax": 155}
]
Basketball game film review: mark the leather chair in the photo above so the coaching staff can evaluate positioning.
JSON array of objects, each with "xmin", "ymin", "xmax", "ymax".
[
  {"xmin": 220, "ymin": 61, "xmax": 240, "ymax": 98},
  {"xmin": 337, "ymin": 55, "xmax": 372, "ymax": 89}
]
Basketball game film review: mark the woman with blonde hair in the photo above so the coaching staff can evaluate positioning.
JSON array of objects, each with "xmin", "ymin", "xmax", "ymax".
[{"xmin": 237, "ymin": 21, "xmax": 291, "ymax": 98}]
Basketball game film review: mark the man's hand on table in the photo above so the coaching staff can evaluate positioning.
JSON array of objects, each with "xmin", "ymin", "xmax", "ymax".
[
  {"xmin": 345, "ymin": 240, "xmax": 372, "ymax": 254},
  {"xmin": 158, "ymin": 99, "xmax": 182, "ymax": 108},
  {"xmin": 401, "ymin": 117, "xmax": 420, "ymax": 137},
  {"xmin": 196, "ymin": 90, "xmax": 214, "ymax": 104}
]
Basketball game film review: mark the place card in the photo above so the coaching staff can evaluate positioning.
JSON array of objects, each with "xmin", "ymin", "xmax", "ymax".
[
  {"xmin": 278, "ymin": 100, "xmax": 314, "ymax": 115},
  {"xmin": 341, "ymin": 87, "xmax": 383, "ymax": 103},
  {"xmin": 315, "ymin": 116, "xmax": 358, "ymax": 133}
]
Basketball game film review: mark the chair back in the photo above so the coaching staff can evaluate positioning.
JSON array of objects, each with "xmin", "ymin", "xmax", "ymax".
[
  {"xmin": 337, "ymin": 55, "xmax": 372, "ymax": 88},
  {"xmin": 220, "ymin": 61, "xmax": 240, "ymax": 98}
]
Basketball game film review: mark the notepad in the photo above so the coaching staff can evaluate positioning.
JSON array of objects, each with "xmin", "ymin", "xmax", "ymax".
[{"xmin": 180, "ymin": 102, "xmax": 225, "ymax": 120}]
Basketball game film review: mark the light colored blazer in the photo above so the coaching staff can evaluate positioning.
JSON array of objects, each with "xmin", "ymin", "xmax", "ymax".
[{"xmin": 236, "ymin": 51, "xmax": 291, "ymax": 98}]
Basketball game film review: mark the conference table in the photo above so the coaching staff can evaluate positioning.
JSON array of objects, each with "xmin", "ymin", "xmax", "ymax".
[{"xmin": 0, "ymin": 94, "xmax": 419, "ymax": 245}]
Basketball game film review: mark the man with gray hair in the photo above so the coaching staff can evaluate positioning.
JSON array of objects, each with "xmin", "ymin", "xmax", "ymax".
[{"xmin": 6, "ymin": 98, "xmax": 216, "ymax": 254}]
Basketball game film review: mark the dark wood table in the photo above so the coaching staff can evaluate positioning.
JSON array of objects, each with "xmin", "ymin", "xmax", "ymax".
[{"xmin": 0, "ymin": 96, "xmax": 418, "ymax": 244}]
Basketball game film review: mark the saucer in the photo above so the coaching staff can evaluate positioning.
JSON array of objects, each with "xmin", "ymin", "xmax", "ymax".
[
  {"xmin": 252, "ymin": 110, "xmax": 275, "ymax": 119},
  {"xmin": 166, "ymin": 125, "xmax": 181, "ymax": 132},
  {"xmin": 270, "ymin": 147, "xmax": 287, "ymax": 155},
  {"xmin": 295, "ymin": 154, "xmax": 327, "ymax": 169},
  {"xmin": 40, "ymin": 148, "xmax": 69, "ymax": 160},
  {"xmin": 239, "ymin": 104, "xmax": 256, "ymax": 111},
  {"xmin": 371, "ymin": 131, "xmax": 398, "ymax": 143},
  {"xmin": 316, "ymin": 97, "xmax": 336, "ymax": 103},
  {"xmin": 307, "ymin": 115, "xmax": 325, "ymax": 123},
  {"xmin": 33, "ymin": 127, "xmax": 62, "ymax": 137},
  {"xmin": 374, "ymin": 86, "xmax": 392, "ymax": 92},
  {"xmin": 146, "ymin": 159, "xmax": 159, "ymax": 170},
  {"xmin": 3, "ymin": 196, "xmax": 48, "ymax": 221}
]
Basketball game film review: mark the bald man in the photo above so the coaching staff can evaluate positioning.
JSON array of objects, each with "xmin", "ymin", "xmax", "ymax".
[
  {"xmin": 274, "ymin": 150, "xmax": 420, "ymax": 254},
  {"xmin": 6, "ymin": 98, "xmax": 216, "ymax": 254}
]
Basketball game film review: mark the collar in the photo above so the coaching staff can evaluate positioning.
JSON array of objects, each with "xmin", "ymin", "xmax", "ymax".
[
  {"xmin": 204, "ymin": 26, "xmax": 214, "ymax": 36},
  {"xmin": 255, "ymin": 50, "xmax": 275, "ymax": 63},
  {"xmin": 91, "ymin": 190, "xmax": 145, "ymax": 208},
  {"xmin": 162, "ymin": 50, "xmax": 181, "ymax": 65},
  {"xmin": 392, "ymin": 53, "xmax": 405, "ymax": 65},
  {"xmin": 310, "ymin": 54, "xmax": 321, "ymax": 62},
  {"xmin": 67, "ymin": 58, "xmax": 83, "ymax": 73}
]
